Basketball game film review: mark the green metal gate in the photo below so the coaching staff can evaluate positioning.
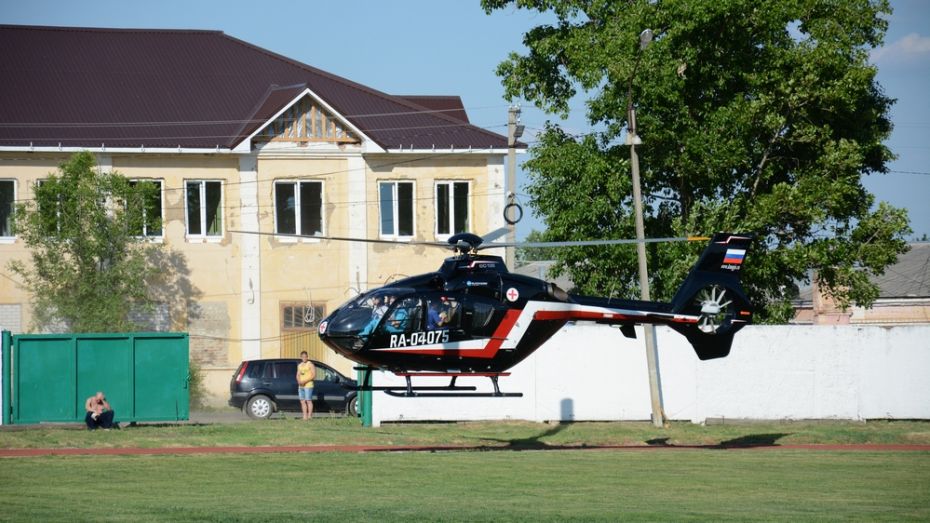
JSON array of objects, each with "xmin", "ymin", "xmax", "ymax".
[{"xmin": 4, "ymin": 332, "xmax": 189, "ymax": 424}]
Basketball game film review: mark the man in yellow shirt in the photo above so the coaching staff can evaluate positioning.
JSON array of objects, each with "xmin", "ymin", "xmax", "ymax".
[{"xmin": 296, "ymin": 351, "xmax": 316, "ymax": 420}]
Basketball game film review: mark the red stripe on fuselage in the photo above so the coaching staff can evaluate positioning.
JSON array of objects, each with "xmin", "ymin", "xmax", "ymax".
[
  {"xmin": 534, "ymin": 309, "xmax": 699, "ymax": 325},
  {"xmin": 381, "ymin": 308, "xmax": 523, "ymax": 359},
  {"xmin": 533, "ymin": 310, "xmax": 638, "ymax": 322}
]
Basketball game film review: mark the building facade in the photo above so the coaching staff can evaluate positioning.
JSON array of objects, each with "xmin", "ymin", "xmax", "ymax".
[
  {"xmin": 792, "ymin": 243, "xmax": 930, "ymax": 325},
  {"xmin": 0, "ymin": 25, "xmax": 515, "ymax": 403}
]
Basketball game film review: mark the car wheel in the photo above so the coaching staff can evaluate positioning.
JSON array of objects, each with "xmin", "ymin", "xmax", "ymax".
[
  {"xmin": 245, "ymin": 395, "xmax": 274, "ymax": 419},
  {"xmin": 347, "ymin": 396, "xmax": 358, "ymax": 417}
]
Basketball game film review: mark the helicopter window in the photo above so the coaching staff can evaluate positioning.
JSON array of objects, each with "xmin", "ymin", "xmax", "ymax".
[
  {"xmin": 427, "ymin": 296, "xmax": 460, "ymax": 330},
  {"xmin": 469, "ymin": 300, "xmax": 498, "ymax": 337},
  {"xmin": 435, "ymin": 181, "xmax": 470, "ymax": 237},
  {"xmin": 381, "ymin": 297, "xmax": 421, "ymax": 335},
  {"xmin": 274, "ymin": 181, "xmax": 323, "ymax": 237},
  {"xmin": 379, "ymin": 181, "xmax": 414, "ymax": 237}
]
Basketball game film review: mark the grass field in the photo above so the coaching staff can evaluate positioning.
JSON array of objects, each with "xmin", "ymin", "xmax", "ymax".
[
  {"xmin": 2, "ymin": 417, "xmax": 930, "ymax": 449},
  {"xmin": 1, "ymin": 419, "xmax": 928, "ymax": 521},
  {"xmin": 1, "ymin": 450, "xmax": 927, "ymax": 521}
]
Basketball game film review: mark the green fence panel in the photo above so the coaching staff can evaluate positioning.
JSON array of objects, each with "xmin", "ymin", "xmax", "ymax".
[
  {"xmin": 11, "ymin": 332, "xmax": 188, "ymax": 424},
  {"xmin": 77, "ymin": 336, "xmax": 133, "ymax": 424},
  {"xmin": 134, "ymin": 335, "xmax": 189, "ymax": 420},
  {"xmin": 2, "ymin": 331, "xmax": 10, "ymax": 425},
  {"xmin": 15, "ymin": 336, "xmax": 75, "ymax": 423}
]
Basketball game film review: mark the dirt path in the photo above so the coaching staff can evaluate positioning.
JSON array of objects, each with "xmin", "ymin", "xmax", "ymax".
[{"xmin": 2, "ymin": 443, "xmax": 929, "ymax": 457}]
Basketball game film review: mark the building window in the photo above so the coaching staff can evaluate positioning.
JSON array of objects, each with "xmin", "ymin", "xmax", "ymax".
[
  {"xmin": 281, "ymin": 302, "xmax": 326, "ymax": 331},
  {"xmin": 274, "ymin": 181, "xmax": 323, "ymax": 236},
  {"xmin": 379, "ymin": 181, "xmax": 414, "ymax": 238},
  {"xmin": 185, "ymin": 180, "xmax": 223, "ymax": 237},
  {"xmin": 0, "ymin": 180, "xmax": 14, "ymax": 238},
  {"xmin": 435, "ymin": 181, "xmax": 470, "ymax": 237},
  {"xmin": 128, "ymin": 180, "xmax": 163, "ymax": 238}
]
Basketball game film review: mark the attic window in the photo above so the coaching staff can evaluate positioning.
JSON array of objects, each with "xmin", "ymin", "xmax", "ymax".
[{"xmin": 256, "ymin": 97, "xmax": 359, "ymax": 144}]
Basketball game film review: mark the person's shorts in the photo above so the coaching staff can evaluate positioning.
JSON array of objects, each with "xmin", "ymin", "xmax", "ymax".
[{"xmin": 298, "ymin": 387, "xmax": 313, "ymax": 401}]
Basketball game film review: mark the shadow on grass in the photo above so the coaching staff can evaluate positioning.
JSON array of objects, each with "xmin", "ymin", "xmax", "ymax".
[
  {"xmin": 470, "ymin": 422, "xmax": 574, "ymax": 451},
  {"xmin": 717, "ymin": 433, "xmax": 792, "ymax": 448},
  {"xmin": 372, "ymin": 430, "xmax": 795, "ymax": 453}
]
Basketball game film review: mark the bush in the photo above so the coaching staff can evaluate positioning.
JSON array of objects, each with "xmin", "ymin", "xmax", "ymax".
[{"xmin": 188, "ymin": 359, "xmax": 207, "ymax": 410}]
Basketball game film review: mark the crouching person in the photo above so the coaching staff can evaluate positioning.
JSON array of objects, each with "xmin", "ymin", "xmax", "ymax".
[{"xmin": 85, "ymin": 391, "xmax": 116, "ymax": 430}]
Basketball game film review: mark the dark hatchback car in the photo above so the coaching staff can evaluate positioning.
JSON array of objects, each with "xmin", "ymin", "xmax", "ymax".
[{"xmin": 229, "ymin": 358, "xmax": 358, "ymax": 419}]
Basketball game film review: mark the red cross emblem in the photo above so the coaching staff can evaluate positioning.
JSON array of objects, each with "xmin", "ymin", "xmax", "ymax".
[{"xmin": 506, "ymin": 287, "xmax": 520, "ymax": 302}]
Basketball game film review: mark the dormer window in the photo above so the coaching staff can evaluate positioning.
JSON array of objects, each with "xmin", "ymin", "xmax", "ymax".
[{"xmin": 255, "ymin": 97, "xmax": 359, "ymax": 144}]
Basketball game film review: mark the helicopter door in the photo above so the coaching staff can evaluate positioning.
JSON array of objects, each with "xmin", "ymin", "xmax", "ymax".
[{"xmin": 461, "ymin": 295, "xmax": 507, "ymax": 340}]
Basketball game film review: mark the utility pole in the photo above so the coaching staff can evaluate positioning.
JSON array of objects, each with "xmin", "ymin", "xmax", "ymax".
[
  {"xmin": 506, "ymin": 105, "xmax": 522, "ymax": 269},
  {"xmin": 627, "ymin": 29, "xmax": 666, "ymax": 428}
]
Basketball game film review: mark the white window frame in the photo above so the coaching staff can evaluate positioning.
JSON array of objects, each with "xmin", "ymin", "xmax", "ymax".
[
  {"xmin": 273, "ymin": 180, "xmax": 324, "ymax": 243},
  {"xmin": 0, "ymin": 179, "xmax": 15, "ymax": 243},
  {"xmin": 378, "ymin": 181, "xmax": 415, "ymax": 239},
  {"xmin": 128, "ymin": 179, "xmax": 164, "ymax": 242},
  {"xmin": 434, "ymin": 180, "xmax": 471, "ymax": 240},
  {"xmin": 184, "ymin": 180, "xmax": 224, "ymax": 242}
]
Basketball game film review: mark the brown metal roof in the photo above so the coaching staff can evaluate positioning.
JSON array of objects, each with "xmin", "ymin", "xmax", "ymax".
[
  {"xmin": 397, "ymin": 96, "xmax": 470, "ymax": 124},
  {"xmin": 0, "ymin": 25, "xmax": 511, "ymax": 150}
]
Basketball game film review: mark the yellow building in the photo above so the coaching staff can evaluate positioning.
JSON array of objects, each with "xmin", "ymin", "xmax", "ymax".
[{"xmin": 0, "ymin": 26, "xmax": 515, "ymax": 404}]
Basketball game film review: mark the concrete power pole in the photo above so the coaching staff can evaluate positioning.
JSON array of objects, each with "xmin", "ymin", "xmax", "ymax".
[
  {"xmin": 626, "ymin": 28, "xmax": 665, "ymax": 428},
  {"xmin": 506, "ymin": 105, "xmax": 522, "ymax": 269},
  {"xmin": 629, "ymin": 117, "xmax": 666, "ymax": 428}
]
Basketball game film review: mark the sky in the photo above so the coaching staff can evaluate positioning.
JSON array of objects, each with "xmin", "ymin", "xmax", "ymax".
[{"xmin": 3, "ymin": 0, "xmax": 928, "ymax": 240}]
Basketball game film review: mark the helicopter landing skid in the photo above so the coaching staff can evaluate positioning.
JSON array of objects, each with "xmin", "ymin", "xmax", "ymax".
[{"xmin": 352, "ymin": 368, "xmax": 522, "ymax": 398}]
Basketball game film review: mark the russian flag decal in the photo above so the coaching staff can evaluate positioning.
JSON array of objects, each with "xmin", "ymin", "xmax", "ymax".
[{"xmin": 723, "ymin": 248, "xmax": 746, "ymax": 265}]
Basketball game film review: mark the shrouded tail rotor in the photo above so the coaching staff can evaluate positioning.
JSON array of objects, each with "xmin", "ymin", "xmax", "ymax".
[{"xmin": 669, "ymin": 233, "xmax": 755, "ymax": 360}]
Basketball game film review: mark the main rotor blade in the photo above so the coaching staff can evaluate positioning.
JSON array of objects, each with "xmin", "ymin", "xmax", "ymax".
[
  {"xmin": 228, "ymin": 230, "xmax": 449, "ymax": 248},
  {"xmin": 479, "ymin": 236, "xmax": 710, "ymax": 249},
  {"xmin": 480, "ymin": 227, "xmax": 511, "ymax": 244}
]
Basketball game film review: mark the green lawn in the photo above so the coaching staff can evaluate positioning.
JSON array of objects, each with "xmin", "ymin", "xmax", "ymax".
[
  {"xmin": 1, "ymin": 417, "xmax": 929, "ymax": 450},
  {"xmin": 1, "ymin": 450, "xmax": 927, "ymax": 521}
]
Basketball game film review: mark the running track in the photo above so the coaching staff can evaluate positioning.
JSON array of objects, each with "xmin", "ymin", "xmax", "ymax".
[{"xmin": 2, "ymin": 443, "xmax": 929, "ymax": 457}]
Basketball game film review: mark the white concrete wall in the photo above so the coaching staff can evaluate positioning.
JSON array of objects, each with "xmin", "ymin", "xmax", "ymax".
[{"xmin": 371, "ymin": 325, "xmax": 930, "ymax": 426}]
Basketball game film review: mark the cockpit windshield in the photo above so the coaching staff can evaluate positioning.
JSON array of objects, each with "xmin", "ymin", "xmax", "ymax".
[
  {"xmin": 322, "ymin": 288, "xmax": 415, "ymax": 340},
  {"xmin": 343, "ymin": 288, "xmax": 413, "ymax": 312}
]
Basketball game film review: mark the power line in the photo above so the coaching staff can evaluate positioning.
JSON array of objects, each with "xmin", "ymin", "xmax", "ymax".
[
  {"xmin": 888, "ymin": 170, "xmax": 930, "ymax": 176},
  {"xmin": 0, "ymin": 104, "xmax": 511, "ymax": 128}
]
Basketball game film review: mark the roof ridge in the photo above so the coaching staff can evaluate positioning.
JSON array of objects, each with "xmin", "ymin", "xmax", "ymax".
[
  {"xmin": 218, "ymin": 32, "xmax": 514, "ymax": 147},
  {"xmin": 0, "ymin": 24, "xmax": 222, "ymax": 35}
]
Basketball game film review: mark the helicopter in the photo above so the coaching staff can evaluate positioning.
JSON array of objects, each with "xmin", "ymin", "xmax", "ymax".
[{"xmin": 317, "ymin": 229, "xmax": 754, "ymax": 397}]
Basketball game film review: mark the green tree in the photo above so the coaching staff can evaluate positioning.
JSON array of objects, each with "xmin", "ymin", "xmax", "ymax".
[
  {"xmin": 484, "ymin": 0, "xmax": 910, "ymax": 321},
  {"xmin": 9, "ymin": 151, "xmax": 165, "ymax": 332}
]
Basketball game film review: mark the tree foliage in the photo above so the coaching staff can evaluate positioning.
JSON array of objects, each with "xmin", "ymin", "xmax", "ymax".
[
  {"xmin": 9, "ymin": 152, "xmax": 166, "ymax": 332},
  {"xmin": 483, "ymin": 0, "xmax": 910, "ymax": 321}
]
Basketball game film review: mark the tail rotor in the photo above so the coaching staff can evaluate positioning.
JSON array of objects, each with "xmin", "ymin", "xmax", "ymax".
[{"xmin": 669, "ymin": 233, "xmax": 755, "ymax": 359}]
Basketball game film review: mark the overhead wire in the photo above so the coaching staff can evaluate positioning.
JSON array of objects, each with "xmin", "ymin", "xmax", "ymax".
[{"xmin": 0, "ymin": 103, "xmax": 512, "ymax": 129}]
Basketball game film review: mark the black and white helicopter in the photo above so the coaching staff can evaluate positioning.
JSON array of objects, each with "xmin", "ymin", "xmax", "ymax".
[{"xmin": 316, "ymin": 229, "xmax": 754, "ymax": 397}]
